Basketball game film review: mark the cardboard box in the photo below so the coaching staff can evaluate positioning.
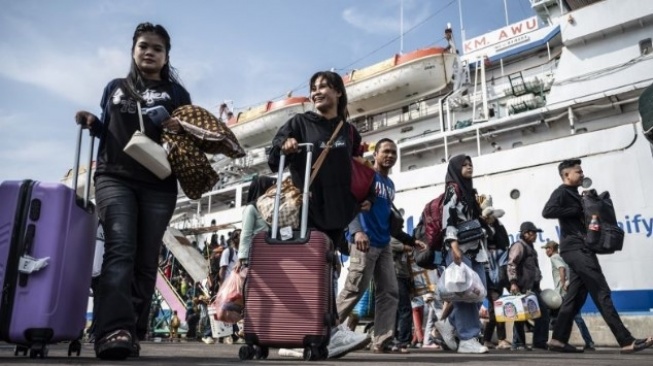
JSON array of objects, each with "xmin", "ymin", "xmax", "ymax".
[{"xmin": 494, "ymin": 294, "xmax": 541, "ymax": 322}]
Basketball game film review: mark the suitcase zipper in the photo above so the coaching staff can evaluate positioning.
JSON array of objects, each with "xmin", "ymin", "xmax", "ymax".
[{"xmin": 0, "ymin": 179, "xmax": 35, "ymax": 340}]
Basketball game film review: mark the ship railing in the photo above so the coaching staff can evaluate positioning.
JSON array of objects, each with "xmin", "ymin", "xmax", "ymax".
[{"xmin": 397, "ymin": 79, "xmax": 649, "ymax": 162}]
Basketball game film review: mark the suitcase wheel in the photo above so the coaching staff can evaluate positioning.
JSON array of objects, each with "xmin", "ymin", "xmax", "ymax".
[
  {"xmin": 303, "ymin": 345, "xmax": 327, "ymax": 361},
  {"xmin": 254, "ymin": 346, "xmax": 269, "ymax": 360},
  {"xmin": 238, "ymin": 345, "xmax": 255, "ymax": 360},
  {"xmin": 68, "ymin": 340, "xmax": 82, "ymax": 357},
  {"xmin": 13, "ymin": 345, "xmax": 28, "ymax": 357},
  {"xmin": 29, "ymin": 344, "xmax": 48, "ymax": 359}
]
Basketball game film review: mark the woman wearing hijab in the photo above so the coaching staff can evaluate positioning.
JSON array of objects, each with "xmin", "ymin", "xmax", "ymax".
[
  {"xmin": 437, "ymin": 154, "xmax": 489, "ymax": 354},
  {"xmin": 236, "ymin": 175, "xmax": 276, "ymax": 269}
]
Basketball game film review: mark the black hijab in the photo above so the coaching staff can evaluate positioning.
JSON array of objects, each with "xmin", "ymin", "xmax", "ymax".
[
  {"xmin": 445, "ymin": 154, "xmax": 481, "ymax": 218},
  {"xmin": 246, "ymin": 176, "xmax": 276, "ymax": 205}
]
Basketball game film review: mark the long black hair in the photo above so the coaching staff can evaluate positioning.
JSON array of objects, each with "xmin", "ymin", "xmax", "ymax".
[
  {"xmin": 246, "ymin": 175, "xmax": 276, "ymax": 206},
  {"xmin": 309, "ymin": 71, "xmax": 349, "ymax": 122},
  {"xmin": 122, "ymin": 22, "xmax": 183, "ymax": 102}
]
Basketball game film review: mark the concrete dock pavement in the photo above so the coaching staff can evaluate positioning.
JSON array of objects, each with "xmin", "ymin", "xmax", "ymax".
[{"xmin": 1, "ymin": 341, "xmax": 652, "ymax": 366}]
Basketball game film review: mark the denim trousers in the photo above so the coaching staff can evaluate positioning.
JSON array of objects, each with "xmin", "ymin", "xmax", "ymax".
[
  {"xmin": 93, "ymin": 175, "xmax": 176, "ymax": 340},
  {"xmin": 444, "ymin": 252, "xmax": 487, "ymax": 341},
  {"xmin": 395, "ymin": 277, "xmax": 413, "ymax": 346}
]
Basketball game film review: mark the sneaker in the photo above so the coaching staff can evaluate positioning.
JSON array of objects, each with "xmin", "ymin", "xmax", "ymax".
[
  {"xmin": 584, "ymin": 343, "xmax": 596, "ymax": 351},
  {"xmin": 223, "ymin": 336, "xmax": 233, "ymax": 345},
  {"xmin": 202, "ymin": 336, "xmax": 215, "ymax": 344},
  {"xmin": 327, "ymin": 325, "xmax": 371, "ymax": 359},
  {"xmin": 278, "ymin": 348, "xmax": 303, "ymax": 358},
  {"xmin": 434, "ymin": 319, "xmax": 457, "ymax": 351},
  {"xmin": 422, "ymin": 343, "xmax": 443, "ymax": 350},
  {"xmin": 496, "ymin": 340, "xmax": 512, "ymax": 350},
  {"xmin": 484, "ymin": 341, "xmax": 496, "ymax": 349},
  {"xmin": 511, "ymin": 345, "xmax": 533, "ymax": 351},
  {"xmin": 458, "ymin": 338, "xmax": 489, "ymax": 354}
]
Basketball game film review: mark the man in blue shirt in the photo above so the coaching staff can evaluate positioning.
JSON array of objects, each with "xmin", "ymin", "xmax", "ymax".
[{"xmin": 337, "ymin": 138, "xmax": 423, "ymax": 353}]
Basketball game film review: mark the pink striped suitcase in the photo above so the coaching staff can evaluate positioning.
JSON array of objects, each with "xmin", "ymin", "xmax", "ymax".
[
  {"xmin": 240, "ymin": 143, "xmax": 336, "ymax": 361},
  {"xmin": 0, "ymin": 126, "xmax": 97, "ymax": 358}
]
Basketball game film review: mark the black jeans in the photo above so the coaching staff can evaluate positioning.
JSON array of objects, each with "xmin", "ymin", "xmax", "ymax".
[
  {"xmin": 483, "ymin": 287, "xmax": 506, "ymax": 342},
  {"xmin": 552, "ymin": 248, "xmax": 634, "ymax": 347},
  {"xmin": 93, "ymin": 175, "xmax": 176, "ymax": 341},
  {"xmin": 395, "ymin": 277, "xmax": 413, "ymax": 346}
]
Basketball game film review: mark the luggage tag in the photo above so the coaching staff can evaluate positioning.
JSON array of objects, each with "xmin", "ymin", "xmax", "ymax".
[
  {"xmin": 280, "ymin": 226, "xmax": 293, "ymax": 240},
  {"xmin": 18, "ymin": 255, "xmax": 50, "ymax": 274}
]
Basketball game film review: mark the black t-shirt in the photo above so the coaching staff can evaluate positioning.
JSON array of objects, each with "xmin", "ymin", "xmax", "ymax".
[{"xmin": 94, "ymin": 78, "xmax": 191, "ymax": 192}]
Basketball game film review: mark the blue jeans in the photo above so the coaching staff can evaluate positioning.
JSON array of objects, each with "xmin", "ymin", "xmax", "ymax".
[
  {"xmin": 444, "ymin": 252, "xmax": 487, "ymax": 341},
  {"xmin": 574, "ymin": 313, "xmax": 594, "ymax": 346},
  {"xmin": 93, "ymin": 175, "xmax": 176, "ymax": 340},
  {"xmin": 395, "ymin": 277, "xmax": 413, "ymax": 346}
]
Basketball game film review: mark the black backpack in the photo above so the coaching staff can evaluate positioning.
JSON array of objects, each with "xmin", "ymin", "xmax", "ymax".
[{"xmin": 582, "ymin": 189, "xmax": 624, "ymax": 254}]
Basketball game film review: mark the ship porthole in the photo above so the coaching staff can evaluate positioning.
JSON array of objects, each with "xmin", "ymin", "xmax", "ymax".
[
  {"xmin": 510, "ymin": 189, "xmax": 520, "ymax": 200},
  {"xmin": 582, "ymin": 177, "xmax": 593, "ymax": 189}
]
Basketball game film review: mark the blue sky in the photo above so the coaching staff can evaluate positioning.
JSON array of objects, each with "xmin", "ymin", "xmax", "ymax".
[{"xmin": 0, "ymin": 0, "xmax": 532, "ymax": 183}]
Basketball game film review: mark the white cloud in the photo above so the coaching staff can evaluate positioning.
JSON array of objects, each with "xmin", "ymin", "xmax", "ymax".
[
  {"xmin": 342, "ymin": 0, "xmax": 430, "ymax": 35},
  {"xmin": 0, "ymin": 135, "xmax": 74, "ymax": 183}
]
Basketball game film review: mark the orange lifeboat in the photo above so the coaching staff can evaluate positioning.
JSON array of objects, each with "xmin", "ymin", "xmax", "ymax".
[
  {"xmin": 344, "ymin": 47, "xmax": 458, "ymax": 117},
  {"xmin": 227, "ymin": 97, "xmax": 311, "ymax": 148}
]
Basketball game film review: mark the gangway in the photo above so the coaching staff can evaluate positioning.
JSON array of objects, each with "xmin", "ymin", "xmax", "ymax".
[
  {"xmin": 161, "ymin": 227, "xmax": 209, "ymax": 284},
  {"xmin": 155, "ymin": 269, "xmax": 187, "ymax": 321}
]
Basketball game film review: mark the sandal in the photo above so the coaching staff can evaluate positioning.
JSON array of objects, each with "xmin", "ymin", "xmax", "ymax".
[
  {"xmin": 621, "ymin": 338, "xmax": 653, "ymax": 354},
  {"xmin": 129, "ymin": 340, "xmax": 141, "ymax": 358},
  {"xmin": 95, "ymin": 329, "xmax": 132, "ymax": 360}
]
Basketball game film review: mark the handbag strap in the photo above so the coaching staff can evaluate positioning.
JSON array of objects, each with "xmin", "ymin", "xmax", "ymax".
[
  {"xmin": 136, "ymin": 101, "xmax": 145, "ymax": 133},
  {"xmin": 309, "ymin": 120, "xmax": 344, "ymax": 184}
]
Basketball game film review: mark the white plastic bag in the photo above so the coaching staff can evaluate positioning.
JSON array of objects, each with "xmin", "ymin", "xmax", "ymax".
[{"xmin": 437, "ymin": 262, "xmax": 486, "ymax": 303}]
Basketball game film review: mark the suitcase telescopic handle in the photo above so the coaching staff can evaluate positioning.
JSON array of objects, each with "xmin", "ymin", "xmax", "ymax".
[
  {"xmin": 271, "ymin": 143, "xmax": 313, "ymax": 240},
  {"xmin": 72, "ymin": 125, "xmax": 95, "ymax": 208}
]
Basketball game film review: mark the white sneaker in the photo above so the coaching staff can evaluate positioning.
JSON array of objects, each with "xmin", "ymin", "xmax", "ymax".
[
  {"xmin": 457, "ymin": 338, "xmax": 489, "ymax": 354},
  {"xmin": 327, "ymin": 325, "xmax": 371, "ymax": 359},
  {"xmin": 202, "ymin": 336, "xmax": 215, "ymax": 344},
  {"xmin": 434, "ymin": 319, "xmax": 457, "ymax": 351},
  {"xmin": 278, "ymin": 348, "xmax": 303, "ymax": 358}
]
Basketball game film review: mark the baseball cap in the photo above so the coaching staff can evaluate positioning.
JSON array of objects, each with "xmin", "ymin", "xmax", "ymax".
[
  {"xmin": 519, "ymin": 221, "xmax": 543, "ymax": 233},
  {"xmin": 541, "ymin": 240, "xmax": 559, "ymax": 250}
]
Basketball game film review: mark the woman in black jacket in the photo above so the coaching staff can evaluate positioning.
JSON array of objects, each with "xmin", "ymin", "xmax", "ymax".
[{"xmin": 75, "ymin": 22, "xmax": 191, "ymax": 360}]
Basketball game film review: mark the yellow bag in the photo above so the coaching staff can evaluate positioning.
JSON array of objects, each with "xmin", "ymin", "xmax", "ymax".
[{"xmin": 494, "ymin": 293, "xmax": 541, "ymax": 322}]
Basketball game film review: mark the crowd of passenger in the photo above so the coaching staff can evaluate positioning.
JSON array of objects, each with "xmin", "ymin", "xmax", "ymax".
[{"xmin": 77, "ymin": 21, "xmax": 652, "ymax": 361}]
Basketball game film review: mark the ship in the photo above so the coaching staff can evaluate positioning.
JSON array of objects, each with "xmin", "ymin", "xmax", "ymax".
[{"xmin": 144, "ymin": 0, "xmax": 653, "ymax": 340}]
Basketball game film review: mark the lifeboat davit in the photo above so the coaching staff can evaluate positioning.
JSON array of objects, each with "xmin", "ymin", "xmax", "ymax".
[
  {"xmin": 344, "ymin": 47, "xmax": 458, "ymax": 117},
  {"xmin": 228, "ymin": 97, "xmax": 311, "ymax": 148}
]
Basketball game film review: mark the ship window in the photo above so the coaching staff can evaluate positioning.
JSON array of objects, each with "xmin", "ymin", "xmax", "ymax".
[
  {"xmin": 408, "ymin": 165, "xmax": 417, "ymax": 171},
  {"xmin": 582, "ymin": 177, "xmax": 593, "ymax": 189},
  {"xmin": 576, "ymin": 127, "xmax": 588, "ymax": 134},
  {"xmin": 510, "ymin": 189, "xmax": 520, "ymax": 200},
  {"xmin": 640, "ymin": 38, "xmax": 652, "ymax": 55},
  {"xmin": 512, "ymin": 141, "xmax": 523, "ymax": 148}
]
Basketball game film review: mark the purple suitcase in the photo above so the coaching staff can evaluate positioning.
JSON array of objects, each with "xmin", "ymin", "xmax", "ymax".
[
  {"xmin": 241, "ymin": 144, "xmax": 335, "ymax": 361},
  {"xmin": 0, "ymin": 126, "xmax": 97, "ymax": 358}
]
